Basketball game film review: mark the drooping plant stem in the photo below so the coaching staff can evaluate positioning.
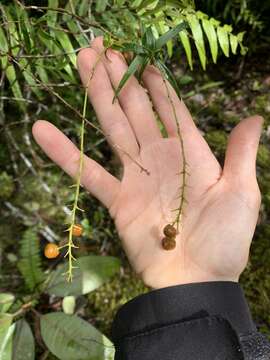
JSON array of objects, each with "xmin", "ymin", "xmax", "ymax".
[
  {"xmin": 64, "ymin": 82, "xmax": 88, "ymax": 282},
  {"xmin": 160, "ymin": 72, "xmax": 189, "ymax": 232}
]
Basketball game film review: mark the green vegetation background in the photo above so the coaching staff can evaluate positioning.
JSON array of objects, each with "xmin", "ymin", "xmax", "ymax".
[{"xmin": 0, "ymin": 0, "xmax": 270, "ymax": 358}]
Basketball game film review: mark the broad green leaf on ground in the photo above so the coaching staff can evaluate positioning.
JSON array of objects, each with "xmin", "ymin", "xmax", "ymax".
[
  {"xmin": 46, "ymin": 256, "xmax": 121, "ymax": 297},
  {"xmin": 40, "ymin": 312, "xmax": 115, "ymax": 360},
  {"xmin": 0, "ymin": 314, "xmax": 15, "ymax": 360},
  {"xmin": 12, "ymin": 320, "xmax": 35, "ymax": 360},
  {"xmin": 0, "ymin": 294, "xmax": 14, "ymax": 313}
]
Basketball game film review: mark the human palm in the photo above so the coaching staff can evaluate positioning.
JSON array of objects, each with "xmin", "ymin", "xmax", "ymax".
[{"xmin": 33, "ymin": 37, "xmax": 263, "ymax": 289}]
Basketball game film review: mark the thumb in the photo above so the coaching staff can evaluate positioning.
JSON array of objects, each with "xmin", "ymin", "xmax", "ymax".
[{"xmin": 223, "ymin": 115, "xmax": 264, "ymax": 183}]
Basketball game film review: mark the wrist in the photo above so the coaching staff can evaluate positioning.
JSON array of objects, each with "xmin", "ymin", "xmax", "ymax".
[{"xmin": 140, "ymin": 267, "xmax": 240, "ymax": 290}]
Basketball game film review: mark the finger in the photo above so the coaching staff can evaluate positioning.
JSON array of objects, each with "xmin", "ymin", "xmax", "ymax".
[
  {"xmin": 91, "ymin": 36, "xmax": 162, "ymax": 147},
  {"xmin": 77, "ymin": 47, "xmax": 139, "ymax": 162},
  {"xmin": 223, "ymin": 115, "xmax": 264, "ymax": 183},
  {"xmin": 32, "ymin": 120, "xmax": 120, "ymax": 209},
  {"xmin": 142, "ymin": 65, "xmax": 201, "ymax": 138}
]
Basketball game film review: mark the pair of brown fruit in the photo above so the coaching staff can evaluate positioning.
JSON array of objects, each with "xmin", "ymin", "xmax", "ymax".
[
  {"xmin": 162, "ymin": 224, "xmax": 177, "ymax": 250},
  {"xmin": 44, "ymin": 224, "xmax": 83, "ymax": 259}
]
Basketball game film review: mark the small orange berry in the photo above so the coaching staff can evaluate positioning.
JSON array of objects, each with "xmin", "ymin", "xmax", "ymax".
[
  {"xmin": 72, "ymin": 224, "xmax": 83, "ymax": 237},
  {"xmin": 44, "ymin": 243, "xmax": 59, "ymax": 259}
]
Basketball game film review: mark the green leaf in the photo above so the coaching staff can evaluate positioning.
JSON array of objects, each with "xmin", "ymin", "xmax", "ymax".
[
  {"xmin": 155, "ymin": 22, "xmax": 187, "ymax": 50},
  {"xmin": 187, "ymin": 14, "xmax": 206, "ymax": 70},
  {"xmin": 113, "ymin": 54, "xmax": 145, "ymax": 102},
  {"xmin": 179, "ymin": 30, "xmax": 193, "ymax": 70},
  {"xmin": 155, "ymin": 59, "xmax": 181, "ymax": 99},
  {"xmin": 54, "ymin": 28, "xmax": 77, "ymax": 68},
  {"xmin": 18, "ymin": 229, "xmax": 44, "ymax": 292},
  {"xmin": 96, "ymin": 0, "xmax": 109, "ymax": 12},
  {"xmin": 0, "ymin": 294, "xmax": 14, "ymax": 314},
  {"xmin": 202, "ymin": 18, "xmax": 218, "ymax": 63},
  {"xmin": 217, "ymin": 26, "xmax": 230, "ymax": 57},
  {"xmin": 156, "ymin": 21, "xmax": 173, "ymax": 57},
  {"xmin": 12, "ymin": 320, "xmax": 35, "ymax": 360},
  {"xmin": 40, "ymin": 312, "xmax": 115, "ymax": 360},
  {"xmin": 66, "ymin": 20, "xmax": 89, "ymax": 48},
  {"xmin": 0, "ymin": 314, "xmax": 15, "ymax": 360},
  {"xmin": 230, "ymin": 34, "xmax": 238, "ymax": 55},
  {"xmin": 142, "ymin": 27, "xmax": 156, "ymax": 50},
  {"xmin": 47, "ymin": 0, "xmax": 59, "ymax": 28},
  {"xmin": 19, "ymin": 59, "xmax": 42, "ymax": 99},
  {"xmin": 46, "ymin": 255, "xmax": 121, "ymax": 297}
]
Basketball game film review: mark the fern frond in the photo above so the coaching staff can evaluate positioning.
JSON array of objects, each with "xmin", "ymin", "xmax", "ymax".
[{"xmin": 18, "ymin": 229, "xmax": 45, "ymax": 292}]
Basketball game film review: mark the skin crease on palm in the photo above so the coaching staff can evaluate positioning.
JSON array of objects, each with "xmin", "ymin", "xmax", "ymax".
[{"xmin": 32, "ymin": 36, "xmax": 264, "ymax": 290}]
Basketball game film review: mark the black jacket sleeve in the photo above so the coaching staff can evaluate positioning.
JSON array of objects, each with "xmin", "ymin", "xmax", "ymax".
[{"xmin": 111, "ymin": 281, "xmax": 270, "ymax": 360}]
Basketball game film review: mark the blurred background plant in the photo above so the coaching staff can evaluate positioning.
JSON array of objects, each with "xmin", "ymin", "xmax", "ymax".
[{"xmin": 0, "ymin": 0, "xmax": 269, "ymax": 359}]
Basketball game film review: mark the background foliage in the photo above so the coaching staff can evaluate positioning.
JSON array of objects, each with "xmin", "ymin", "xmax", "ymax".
[{"xmin": 0, "ymin": 0, "xmax": 269, "ymax": 358}]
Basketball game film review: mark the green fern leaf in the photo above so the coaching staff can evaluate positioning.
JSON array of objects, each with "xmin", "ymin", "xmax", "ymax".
[
  {"xmin": 187, "ymin": 13, "xmax": 206, "ymax": 70},
  {"xmin": 179, "ymin": 29, "xmax": 193, "ymax": 70},
  {"xmin": 217, "ymin": 25, "xmax": 231, "ymax": 57},
  {"xmin": 229, "ymin": 34, "xmax": 238, "ymax": 54},
  {"xmin": 18, "ymin": 229, "xmax": 45, "ymax": 292},
  {"xmin": 202, "ymin": 18, "xmax": 218, "ymax": 63}
]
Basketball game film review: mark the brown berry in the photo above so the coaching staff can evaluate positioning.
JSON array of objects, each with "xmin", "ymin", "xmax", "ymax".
[
  {"xmin": 44, "ymin": 243, "xmax": 59, "ymax": 259},
  {"xmin": 72, "ymin": 224, "xmax": 83, "ymax": 237},
  {"xmin": 163, "ymin": 224, "xmax": 177, "ymax": 238},
  {"xmin": 162, "ymin": 237, "xmax": 176, "ymax": 250}
]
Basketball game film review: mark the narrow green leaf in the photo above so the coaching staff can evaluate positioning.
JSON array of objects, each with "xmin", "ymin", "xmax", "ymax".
[
  {"xmin": 54, "ymin": 28, "xmax": 76, "ymax": 68},
  {"xmin": 18, "ymin": 229, "xmax": 44, "ymax": 291},
  {"xmin": 156, "ymin": 22, "xmax": 187, "ymax": 49},
  {"xmin": 96, "ymin": 0, "xmax": 108, "ymax": 12},
  {"xmin": 40, "ymin": 312, "xmax": 115, "ymax": 360},
  {"xmin": 230, "ymin": 34, "xmax": 238, "ymax": 54},
  {"xmin": 142, "ymin": 27, "xmax": 156, "ymax": 50},
  {"xmin": 66, "ymin": 20, "xmax": 89, "ymax": 48},
  {"xmin": 187, "ymin": 14, "xmax": 206, "ymax": 70},
  {"xmin": 12, "ymin": 320, "xmax": 35, "ymax": 360},
  {"xmin": 0, "ymin": 294, "xmax": 14, "ymax": 314},
  {"xmin": 20, "ymin": 59, "xmax": 42, "ymax": 99},
  {"xmin": 179, "ymin": 30, "xmax": 193, "ymax": 70},
  {"xmin": 217, "ymin": 26, "xmax": 230, "ymax": 57},
  {"xmin": 47, "ymin": 0, "xmax": 59, "ymax": 28},
  {"xmin": 35, "ymin": 60, "xmax": 49, "ymax": 84},
  {"xmin": 113, "ymin": 55, "xmax": 145, "ymax": 102},
  {"xmin": 46, "ymin": 255, "xmax": 121, "ymax": 297},
  {"xmin": 157, "ymin": 21, "xmax": 173, "ymax": 57},
  {"xmin": 155, "ymin": 59, "xmax": 181, "ymax": 99},
  {"xmin": 78, "ymin": 0, "xmax": 89, "ymax": 16},
  {"xmin": 202, "ymin": 18, "xmax": 218, "ymax": 63}
]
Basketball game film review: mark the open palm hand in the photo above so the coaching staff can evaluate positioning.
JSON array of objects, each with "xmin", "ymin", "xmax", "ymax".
[{"xmin": 33, "ymin": 37, "xmax": 263, "ymax": 289}]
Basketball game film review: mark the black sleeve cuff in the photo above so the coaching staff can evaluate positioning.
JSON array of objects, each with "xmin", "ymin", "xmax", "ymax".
[{"xmin": 111, "ymin": 281, "xmax": 256, "ymax": 342}]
